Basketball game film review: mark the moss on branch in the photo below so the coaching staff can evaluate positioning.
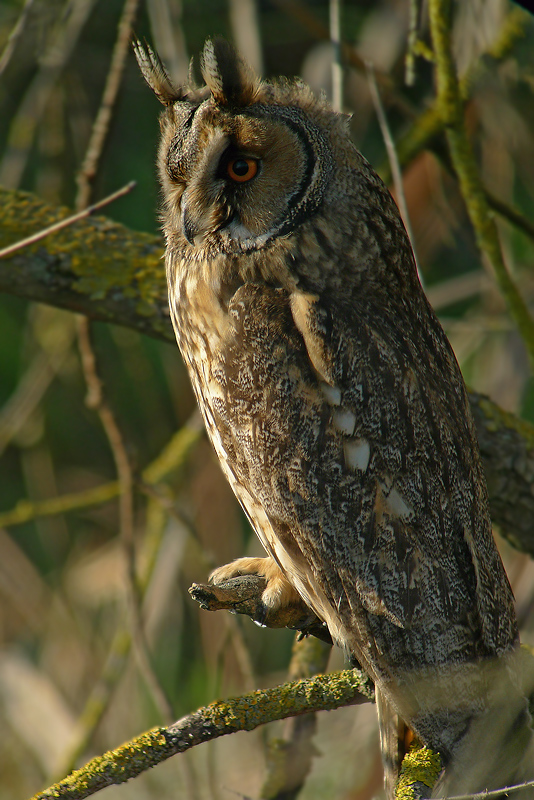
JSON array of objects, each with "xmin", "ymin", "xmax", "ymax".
[
  {"xmin": 0, "ymin": 186, "xmax": 171, "ymax": 342},
  {"xmin": 395, "ymin": 744, "xmax": 442, "ymax": 800},
  {"xmin": 31, "ymin": 669, "xmax": 374, "ymax": 800}
]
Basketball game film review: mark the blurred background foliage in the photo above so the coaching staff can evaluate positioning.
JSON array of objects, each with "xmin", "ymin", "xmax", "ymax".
[{"xmin": 0, "ymin": 0, "xmax": 534, "ymax": 798}]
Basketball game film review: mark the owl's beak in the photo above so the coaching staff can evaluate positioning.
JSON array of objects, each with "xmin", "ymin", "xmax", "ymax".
[{"xmin": 181, "ymin": 194, "xmax": 235, "ymax": 245}]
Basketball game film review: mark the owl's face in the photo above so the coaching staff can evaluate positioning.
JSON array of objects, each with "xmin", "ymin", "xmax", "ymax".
[
  {"xmin": 135, "ymin": 37, "xmax": 418, "ymax": 299},
  {"xmin": 160, "ymin": 101, "xmax": 334, "ymax": 253},
  {"xmin": 135, "ymin": 39, "xmax": 342, "ymax": 256}
]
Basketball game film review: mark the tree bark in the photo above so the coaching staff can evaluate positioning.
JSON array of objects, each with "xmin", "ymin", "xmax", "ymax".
[{"xmin": 0, "ymin": 187, "xmax": 170, "ymax": 342}]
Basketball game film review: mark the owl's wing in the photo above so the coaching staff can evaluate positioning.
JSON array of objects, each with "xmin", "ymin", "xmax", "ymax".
[
  {"xmin": 212, "ymin": 282, "xmax": 516, "ymax": 678},
  {"xmin": 209, "ymin": 279, "xmax": 522, "ymax": 767}
]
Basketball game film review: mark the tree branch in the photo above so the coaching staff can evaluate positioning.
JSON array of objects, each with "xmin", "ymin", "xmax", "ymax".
[
  {"xmin": 0, "ymin": 187, "xmax": 170, "ymax": 341},
  {"xmin": 189, "ymin": 574, "xmax": 333, "ymax": 644},
  {"xmin": 30, "ymin": 670, "xmax": 374, "ymax": 800}
]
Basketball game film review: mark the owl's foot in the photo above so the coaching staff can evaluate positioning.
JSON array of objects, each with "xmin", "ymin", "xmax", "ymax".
[
  {"xmin": 210, "ymin": 556, "xmax": 302, "ymax": 615},
  {"xmin": 191, "ymin": 559, "xmax": 330, "ymax": 641}
]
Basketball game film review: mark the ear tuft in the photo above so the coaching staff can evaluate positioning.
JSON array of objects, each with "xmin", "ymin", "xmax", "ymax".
[
  {"xmin": 132, "ymin": 39, "xmax": 183, "ymax": 106},
  {"xmin": 200, "ymin": 37, "xmax": 259, "ymax": 107}
]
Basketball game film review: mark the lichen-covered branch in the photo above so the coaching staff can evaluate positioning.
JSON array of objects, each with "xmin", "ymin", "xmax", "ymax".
[
  {"xmin": 2, "ymin": 188, "xmax": 534, "ymax": 556},
  {"xmin": 30, "ymin": 669, "xmax": 374, "ymax": 800},
  {"xmin": 394, "ymin": 743, "xmax": 442, "ymax": 800},
  {"xmin": 0, "ymin": 187, "xmax": 171, "ymax": 342}
]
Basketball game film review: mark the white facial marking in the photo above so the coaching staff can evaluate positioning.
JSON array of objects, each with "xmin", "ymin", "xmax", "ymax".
[
  {"xmin": 226, "ymin": 219, "xmax": 254, "ymax": 240},
  {"xmin": 224, "ymin": 219, "xmax": 271, "ymax": 249}
]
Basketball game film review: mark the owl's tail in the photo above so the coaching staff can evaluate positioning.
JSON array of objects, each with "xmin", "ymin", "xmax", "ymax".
[
  {"xmin": 432, "ymin": 692, "xmax": 534, "ymax": 799},
  {"xmin": 377, "ymin": 651, "xmax": 534, "ymax": 799}
]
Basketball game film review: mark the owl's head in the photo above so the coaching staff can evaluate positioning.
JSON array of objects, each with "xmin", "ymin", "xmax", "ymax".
[{"xmin": 134, "ymin": 38, "xmax": 351, "ymax": 255}]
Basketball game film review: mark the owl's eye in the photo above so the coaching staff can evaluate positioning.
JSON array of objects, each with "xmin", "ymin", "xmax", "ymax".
[{"xmin": 227, "ymin": 157, "xmax": 258, "ymax": 183}]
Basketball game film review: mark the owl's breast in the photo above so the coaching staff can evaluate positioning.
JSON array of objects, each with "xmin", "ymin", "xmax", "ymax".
[{"xmin": 168, "ymin": 267, "xmax": 317, "ymax": 492}]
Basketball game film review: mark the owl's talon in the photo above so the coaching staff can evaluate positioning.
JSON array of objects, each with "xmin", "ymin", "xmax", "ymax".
[{"xmin": 253, "ymin": 602, "xmax": 268, "ymax": 627}]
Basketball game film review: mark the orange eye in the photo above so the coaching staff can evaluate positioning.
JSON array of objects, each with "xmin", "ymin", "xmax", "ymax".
[{"xmin": 227, "ymin": 157, "xmax": 258, "ymax": 183}]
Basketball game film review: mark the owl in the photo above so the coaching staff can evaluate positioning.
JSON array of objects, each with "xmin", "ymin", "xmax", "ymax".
[{"xmin": 134, "ymin": 38, "xmax": 532, "ymax": 797}]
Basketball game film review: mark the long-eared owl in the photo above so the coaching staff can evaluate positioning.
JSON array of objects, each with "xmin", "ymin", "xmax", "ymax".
[{"xmin": 134, "ymin": 38, "xmax": 530, "ymax": 797}]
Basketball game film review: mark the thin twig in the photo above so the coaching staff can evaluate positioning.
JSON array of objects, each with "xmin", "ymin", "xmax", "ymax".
[
  {"xmin": 405, "ymin": 0, "xmax": 421, "ymax": 87},
  {"xmin": 146, "ymin": 0, "xmax": 190, "ymax": 85},
  {"xmin": 0, "ymin": 352, "xmax": 64, "ymax": 458},
  {"xmin": 366, "ymin": 61, "xmax": 421, "ymax": 285},
  {"xmin": 73, "ymin": 0, "xmax": 173, "ymax": 725},
  {"xmin": 0, "ymin": 480, "xmax": 121, "ymax": 528},
  {"xmin": 53, "ymin": 629, "xmax": 132, "ymax": 779},
  {"xmin": 0, "ymin": 0, "xmax": 36, "ymax": 76},
  {"xmin": 271, "ymin": 0, "xmax": 414, "ymax": 118},
  {"xmin": 437, "ymin": 778, "xmax": 534, "ymax": 800},
  {"xmin": 0, "ymin": 181, "xmax": 136, "ymax": 259},
  {"xmin": 0, "ymin": 0, "xmax": 98, "ymax": 188},
  {"xmin": 49, "ymin": 415, "xmax": 203, "ymax": 776},
  {"xmin": 486, "ymin": 190, "xmax": 534, "ymax": 242},
  {"xmin": 329, "ymin": 0, "xmax": 342, "ymax": 112},
  {"xmin": 228, "ymin": 0, "xmax": 264, "ymax": 75},
  {"xmin": 77, "ymin": 316, "xmax": 173, "ymax": 724},
  {"xmin": 76, "ymin": 0, "xmax": 142, "ymax": 207},
  {"xmin": 0, "ymin": 418, "xmax": 203, "ymax": 529},
  {"xmin": 426, "ymin": 271, "xmax": 490, "ymax": 311},
  {"xmin": 385, "ymin": 7, "xmax": 534, "ymax": 247}
]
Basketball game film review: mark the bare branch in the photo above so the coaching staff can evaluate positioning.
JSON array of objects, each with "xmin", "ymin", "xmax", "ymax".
[
  {"xmin": 366, "ymin": 61, "xmax": 420, "ymax": 282},
  {"xmin": 0, "ymin": 415, "xmax": 203, "ymax": 528},
  {"xmin": 75, "ymin": 0, "xmax": 142, "ymax": 208},
  {"xmin": 0, "ymin": 0, "xmax": 36, "ymax": 76}
]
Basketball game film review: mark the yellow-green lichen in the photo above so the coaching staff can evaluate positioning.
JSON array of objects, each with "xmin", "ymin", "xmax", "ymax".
[
  {"xmin": 395, "ymin": 742, "xmax": 442, "ymax": 800},
  {"xmin": 0, "ymin": 187, "xmax": 169, "ymax": 337},
  {"xmin": 30, "ymin": 669, "xmax": 374, "ymax": 800},
  {"xmin": 31, "ymin": 728, "xmax": 169, "ymax": 799}
]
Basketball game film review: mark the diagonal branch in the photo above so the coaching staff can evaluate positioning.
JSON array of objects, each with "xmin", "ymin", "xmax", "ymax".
[
  {"xmin": 0, "ymin": 187, "xmax": 170, "ymax": 340},
  {"xmin": 30, "ymin": 670, "xmax": 374, "ymax": 800},
  {"xmin": 0, "ymin": 182, "xmax": 136, "ymax": 259}
]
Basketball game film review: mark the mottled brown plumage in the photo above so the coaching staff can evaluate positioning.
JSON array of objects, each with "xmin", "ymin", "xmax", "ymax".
[{"xmin": 136, "ymin": 38, "xmax": 532, "ymax": 797}]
